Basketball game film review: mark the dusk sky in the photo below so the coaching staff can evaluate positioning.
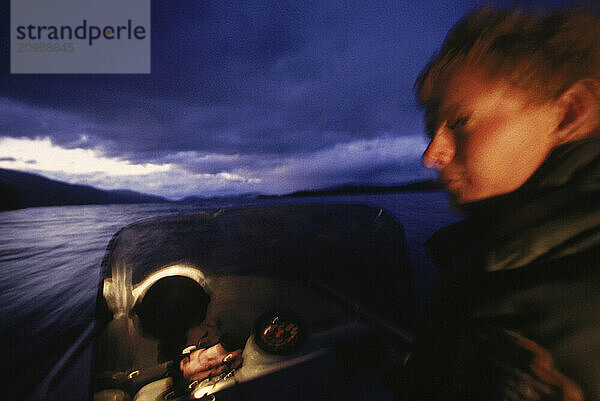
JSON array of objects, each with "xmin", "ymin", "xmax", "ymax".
[{"xmin": 0, "ymin": 0, "xmax": 578, "ymax": 199}]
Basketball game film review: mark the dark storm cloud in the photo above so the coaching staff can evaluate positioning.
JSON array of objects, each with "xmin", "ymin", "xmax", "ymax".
[{"xmin": 1, "ymin": 0, "xmax": 426, "ymax": 161}]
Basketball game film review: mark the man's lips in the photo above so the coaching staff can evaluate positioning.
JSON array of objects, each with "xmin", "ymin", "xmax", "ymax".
[{"xmin": 441, "ymin": 176, "xmax": 462, "ymax": 192}]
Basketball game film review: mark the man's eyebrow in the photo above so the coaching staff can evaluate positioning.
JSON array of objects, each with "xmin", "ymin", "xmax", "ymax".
[{"xmin": 431, "ymin": 100, "xmax": 468, "ymax": 130}]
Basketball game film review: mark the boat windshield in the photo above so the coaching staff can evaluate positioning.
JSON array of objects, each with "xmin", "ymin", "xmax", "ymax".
[
  {"xmin": 95, "ymin": 204, "xmax": 414, "ymax": 399},
  {"xmin": 101, "ymin": 204, "xmax": 414, "ymax": 327}
]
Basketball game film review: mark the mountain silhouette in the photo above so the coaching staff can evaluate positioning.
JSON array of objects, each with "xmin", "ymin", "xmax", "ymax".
[{"xmin": 0, "ymin": 168, "xmax": 168, "ymax": 211}]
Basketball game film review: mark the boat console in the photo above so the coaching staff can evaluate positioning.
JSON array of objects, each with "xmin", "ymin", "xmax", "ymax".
[{"xmin": 32, "ymin": 204, "xmax": 416, "ymax": 401}]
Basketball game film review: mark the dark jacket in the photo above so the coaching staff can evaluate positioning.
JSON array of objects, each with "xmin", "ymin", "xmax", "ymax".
[{"xmin": 398, "ymin": 134, "xmax": 600, "ymax": 400}]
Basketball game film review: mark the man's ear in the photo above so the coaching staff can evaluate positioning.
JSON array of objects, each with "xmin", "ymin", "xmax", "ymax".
[{"xmin": 555, "ymin": 79, "xmax": 600, "ymax": 145}]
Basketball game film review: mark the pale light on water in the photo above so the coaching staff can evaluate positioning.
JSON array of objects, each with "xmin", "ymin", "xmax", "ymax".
[{"xmin": 0, "ymin": 192, "xmax": 459, "ymax": 398}]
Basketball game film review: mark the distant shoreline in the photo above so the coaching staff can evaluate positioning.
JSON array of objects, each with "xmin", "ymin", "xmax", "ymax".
[
  {"xmin": 258, "ymin": 180, "xmax": 443, "ymax": 199},
  {"xmin": 0, "ymin": 167, "xmax": 442, "ymax": 211},
  {"xmin": 0, "ymin": 168, "xmax": 168, "ymax": 211}
]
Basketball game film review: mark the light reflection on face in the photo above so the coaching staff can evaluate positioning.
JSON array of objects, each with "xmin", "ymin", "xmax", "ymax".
[{"xmin": 422, "ymin": 66, "xmax": 561, "ymax": 204}]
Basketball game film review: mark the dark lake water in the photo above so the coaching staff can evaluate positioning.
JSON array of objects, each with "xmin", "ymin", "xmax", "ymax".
[{"xmin": 0, "ymin": 192, "xmax": 460, "ymax": 399}]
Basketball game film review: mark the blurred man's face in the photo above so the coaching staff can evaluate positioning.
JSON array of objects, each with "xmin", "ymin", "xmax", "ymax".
[{"xmin": 422, "ymin": 66, "xmax": 561, "ymax": 204}]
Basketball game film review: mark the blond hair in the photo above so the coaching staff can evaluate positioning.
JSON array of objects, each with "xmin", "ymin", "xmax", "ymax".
[{"xmin": 416, "ymin": 7, "xmax": 600, "ymax": 111}]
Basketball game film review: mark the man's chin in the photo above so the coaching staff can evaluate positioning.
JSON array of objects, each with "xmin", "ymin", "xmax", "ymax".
[
  {"xmin": 445, "ymin": 189, "xmax": 487, "ymax": 213},
  {"xmin": 440, "ymin": 182, "xmax": 493, "ymax": 211},
  {"xmin": 448, "ymin": 187, "xmax": 519, "ymax": 215},
  {"xmin": 442, "ymin": 190, "xmax": 468, "ymax": 212}
]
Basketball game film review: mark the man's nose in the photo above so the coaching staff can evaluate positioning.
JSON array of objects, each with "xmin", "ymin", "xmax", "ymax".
[{"xmin": 422, "ymin": 127, "xmax": 455, "ymax": 169}]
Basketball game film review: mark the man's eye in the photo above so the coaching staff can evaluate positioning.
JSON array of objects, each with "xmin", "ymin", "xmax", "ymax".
[{"xmin": 447, "ymin": 117, "xmax": 469, "ymax": 130}]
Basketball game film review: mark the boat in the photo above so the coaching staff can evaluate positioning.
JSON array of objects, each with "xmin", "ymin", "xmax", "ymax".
[{"xmin": 29, "ymin": 203, "xmax": 416, "ymax": 401}]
